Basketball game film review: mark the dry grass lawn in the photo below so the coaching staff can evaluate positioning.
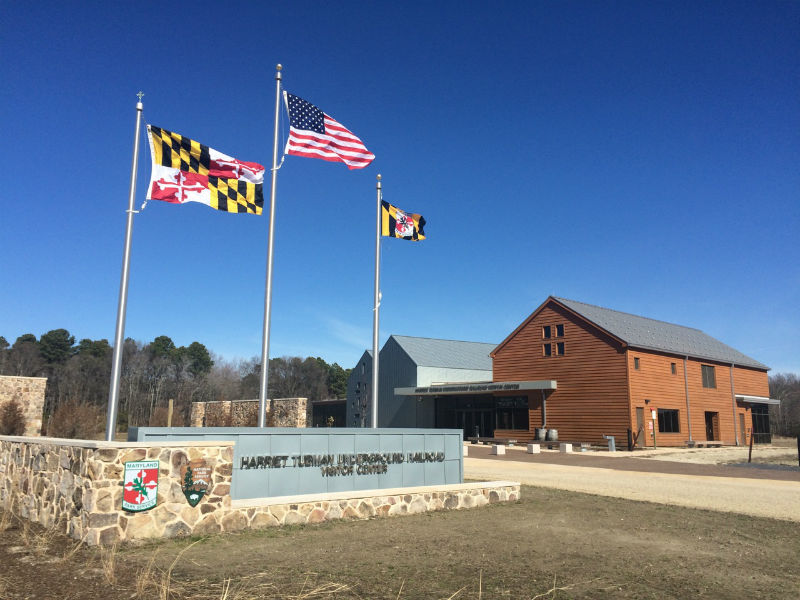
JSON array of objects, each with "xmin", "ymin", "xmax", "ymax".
[{"xmin": 1, "ymin": 485, "xmax": 798, "ymax": 599}]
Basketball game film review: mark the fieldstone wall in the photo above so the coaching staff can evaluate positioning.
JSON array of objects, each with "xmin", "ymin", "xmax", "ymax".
[
  {"xmin": 190, "ymin": 398, "xmax": 312, "ymax": 428},
  {"xmin": 0, "ymin": 436, "xmax": 233, "ymax": 546},
  {"xmin": 0, "ymin": 376, "xmax": 47, "ymax": 436},
  {"xmin": 1, "ymin": 435, "xmax": 519, "ymax": 547}
]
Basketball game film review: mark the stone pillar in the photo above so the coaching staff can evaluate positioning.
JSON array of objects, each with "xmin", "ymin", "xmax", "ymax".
[
  {"xmin": 0, "ymin": 376, "xmax": 47, "ymax": 436},
  {"xmin": 189, "ymin": 402, "xmax": 206, "ymax": 427}
]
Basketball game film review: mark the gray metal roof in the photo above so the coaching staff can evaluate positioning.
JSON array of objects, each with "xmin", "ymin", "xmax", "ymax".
[
  {"xmin": 554, "ymin": 297, "xmax": 768, "ymax": 370},
  {"xmin": 390, "ymin": 335, "xmax": 495, "ymax": 370}
]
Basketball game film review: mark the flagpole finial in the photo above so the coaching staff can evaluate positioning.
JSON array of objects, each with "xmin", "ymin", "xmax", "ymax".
[
  {"xmin": 275, "ymin": 64, "xmax": 282, "ymax": 80},
  {"xmin": 377, "ymin": 173, "xmax": 381, "ymax": 181},
  {"xmin": 136, "ymin": 91, "xmax": 144, "ymax": 110},
  {"xmin": 276, "ymin": 64, "xmax": 282, "ymax": 71}
]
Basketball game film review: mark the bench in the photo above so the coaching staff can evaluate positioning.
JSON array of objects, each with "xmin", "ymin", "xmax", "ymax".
[
  {"xmin": 470, "ymin": 437, "xmax": 518, "ymax": 447},
  {"xmin": 686, "ymin": 441, "xmax": 724, "ymax": 448}
]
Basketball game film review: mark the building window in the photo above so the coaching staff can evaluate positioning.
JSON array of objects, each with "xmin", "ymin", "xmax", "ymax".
[
  {"xmin": 543, "ymin": 343, "xmax": 552, "ymax": 357},
  {"xmin": 556, "ymin": 324, "xmax": 564, "ymax": 337},
  {"xmin": 542, "ymin": 325, "xmax": 551, "ymax": 339},
  {"xmin": 634, "ymin": 357, "xmax": 640, "ymax": 370},
  {"xmin": 556, "ymin": 342, "xmax": 565, "ymax": 356},
  {"xmin": 658, "ymin": 409, "xmax": 680, "ymax": 433},
  {"xmin": 701, "ymin": 365, "xmax": 716, "ymax": 388},
  {"xmin": 496, "ymin": 397, "xmax": 529, "ymax": 430},
  {"xmin": 671, "ymin": 362, "xmax": 676, "ymax": 375}
]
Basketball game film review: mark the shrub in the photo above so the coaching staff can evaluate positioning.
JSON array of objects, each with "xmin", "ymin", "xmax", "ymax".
[
  {"xmin": 47, "ymin": 400, "xmax": 104, "ymax": 439},
  {"xmin": 0, "ymin": 399, "xmax": 27, "ymax": 436}
]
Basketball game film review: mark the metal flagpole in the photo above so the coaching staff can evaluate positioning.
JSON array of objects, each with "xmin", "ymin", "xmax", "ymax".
[
  {"xmin": 105, "ymin": 93, "xmax": 144, "ymax": 441},
  {"xmin": 258, "ymin": 64, "xmax": 283, "ymax": 427},
  {"xmin": 371, "ymin": 174, "xmax": 382, "ymax": 428}
]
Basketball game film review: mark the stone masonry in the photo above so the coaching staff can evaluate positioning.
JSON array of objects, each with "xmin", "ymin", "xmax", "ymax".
[
  {"xmin": 190, "ymin": 398, "xmax": 312, "ymax": 428},
  {"xmin": 0, "ymin": 376, "xmax": 46, "ymax": 436},
  {"xmin": 1, "ymin": 435, "xmax": 519, "ymax": 546}
]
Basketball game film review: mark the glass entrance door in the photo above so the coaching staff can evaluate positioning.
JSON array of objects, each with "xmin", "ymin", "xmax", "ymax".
[{"xmin": 458, "ymin": 409, "xmax": 494, "ymax": 439}]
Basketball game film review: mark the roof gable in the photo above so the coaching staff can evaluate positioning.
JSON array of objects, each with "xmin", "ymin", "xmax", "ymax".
[
  {"xmin": 389, "ymin": 335, "xmax": 495, "ymax": 371},
  {"xmin": 493, "ymin": 296, "xmax": 768, "ymax": 370}
]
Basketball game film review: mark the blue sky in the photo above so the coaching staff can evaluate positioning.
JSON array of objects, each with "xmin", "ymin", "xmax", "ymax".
[{"xmin": 1, "ymin": 1, "xmax": 798, "ymax": 374}]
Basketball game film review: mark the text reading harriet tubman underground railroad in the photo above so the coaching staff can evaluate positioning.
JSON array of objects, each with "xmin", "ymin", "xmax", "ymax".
[{"xmin": 239, "ymin": 452, "xmax": 446, "ymax": 477}]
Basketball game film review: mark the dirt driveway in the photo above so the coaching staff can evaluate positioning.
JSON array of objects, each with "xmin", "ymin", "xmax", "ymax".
[{"xmin": 464, "ymin": 447, "xmax": 800, "ymax": 522}]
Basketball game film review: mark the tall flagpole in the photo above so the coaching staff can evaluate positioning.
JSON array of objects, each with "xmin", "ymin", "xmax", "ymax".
[
  {"xmin": 371, "ymin": 174, "xmax": 382, "ymax": 428},
  {"xmin": 105, "ymin": 93, "xmax": 144, "ymax": 441},
  {"xmin": 258, "ymin": 64, "xmax": 283, "ymax": 427}
]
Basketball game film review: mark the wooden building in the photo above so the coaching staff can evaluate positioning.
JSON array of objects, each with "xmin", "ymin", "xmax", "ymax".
[
  {"xmin": 490, "ymin": 297, "xmax": 773, "ymax": 446},
  {"xmin": 385, "ymin": 297, "xmax": 775, "ymax": 446}
]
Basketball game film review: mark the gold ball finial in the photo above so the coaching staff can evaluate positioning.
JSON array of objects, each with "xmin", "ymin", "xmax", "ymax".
[
  {"xmin": 276, "ymin": 64, "xmax": 282, "ymax": 71},
  {"xmin": 377, "ymin": 174, "xmax": 382, "ymax": 181}
]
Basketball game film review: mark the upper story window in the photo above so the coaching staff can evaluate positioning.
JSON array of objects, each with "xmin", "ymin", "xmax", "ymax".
[
  {"xmin": 556, "ymin": 324, "xmax": 564, "ymax": 337},
  {"xmin": 542, "ymin": 325, "xmax": 551, "ymax": 339},
  {"xmin": 671, "ymin": 362, "xmax": 677, "ymax": 375},
  {"xmin": 701, "ymin": 365, "xmax": 716, "ymax": 388},
  {"xmin": 634, "ymin": 357, "xmax": 640, "ymax": 370},
  {"xmin": 556, "ymin": 342, "xmax": 565, "ymax": 356},
  {"xmin": 543, "ymin": 343, "xmax": 552, "ymax": 357}
]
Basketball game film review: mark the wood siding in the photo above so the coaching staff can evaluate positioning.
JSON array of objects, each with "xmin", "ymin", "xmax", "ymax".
[
  {"xmin": 732, "ymin": 366, "xmax": 770, "ymax": 397},
  {"xmin": 628, "ymin": 351, "xmax": 765, "ymax": 446},
  {"xmin": 492, "ymin": 301, "xmax": 629, "ymax": 444},
  {"xmin": 627, "ymin": 352, "xmax": 689, "ymax": 447}
]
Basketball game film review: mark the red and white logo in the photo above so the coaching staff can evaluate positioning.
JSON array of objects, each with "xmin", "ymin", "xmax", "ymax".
[
  {"xmin": 394, "ymin": 210, "xmax": 414, "ymax": 237},
  {"xmin": 122, "ymin": 461, "xmax": 159, "ymax": 512}
]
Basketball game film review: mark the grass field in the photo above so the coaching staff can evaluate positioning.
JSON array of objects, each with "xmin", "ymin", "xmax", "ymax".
[{"xmin": 2, "ymin": 485, "xmax": 798, "ymax": 599}]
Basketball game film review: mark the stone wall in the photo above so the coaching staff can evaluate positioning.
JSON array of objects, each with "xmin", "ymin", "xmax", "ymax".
[
  {"xmin": 1, "ymin": 435, "xmax": 519, "ymax": 546},
  {"xmin": 190, "ymin": 398, "xmax": 312, "ymax": 428},
  {"xmin": 0, "ymin": 376, "xmax": 47, "ymax": 436}
]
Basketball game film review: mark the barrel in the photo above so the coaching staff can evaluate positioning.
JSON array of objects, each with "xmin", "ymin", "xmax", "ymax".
[
  {"xmin": 546, "ymin": 428, "xmax": 558, "ymax": 441},
  {"xmin": 535, "ymin": 428, "xmax": 547, "ymax": 441}
]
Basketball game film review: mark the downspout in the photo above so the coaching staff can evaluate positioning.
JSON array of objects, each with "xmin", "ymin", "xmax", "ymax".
[
  {"xmin": 683, "ymin": 357, "xmax": 693, "ymax": 442},
  {"xmin": 540, "ymin": 389, "xmax": 547, "ymax": 427},
  {"xmin": 730, "ymin": 364, "xmax": 739, "ymax": 446}
]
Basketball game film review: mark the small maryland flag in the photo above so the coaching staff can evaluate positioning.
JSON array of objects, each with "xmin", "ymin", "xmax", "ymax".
[
  {"xmin": 146, "ymin": 125, "xmax": 265, "ymax": 214},
  {"xmin": 381, "ymin": 200, "xmax": 426, "ymax": 241}
]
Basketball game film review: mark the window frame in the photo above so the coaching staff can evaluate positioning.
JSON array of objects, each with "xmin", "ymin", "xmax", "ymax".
[
  {"xmin": 701, "ymin": 364, "xmax": 717, "ymax": 389},
  {"xmin": 542, "ymin": 325, "xmax": 551, "ymax": 339},
  {"xmin": 671, "ymin": 362, "xmax": 676, "ymax": 375},
  {"xmin": 634, "ymin": 357, "xmax": 640, "ymax": 370},
  {"xmin": 543, "ymin": 343, "xmax": 552, "ymax": 357},
  {"xmin": 657, "ymin": 408, "xmax": 680, "ymax": 433},
  {"xmin": 556, "ymin": 342, "xmax": 565, "ymax": 356},
  {"xmin": 555, "ymin": 324, "xmax": 565, "ymax": 337}
]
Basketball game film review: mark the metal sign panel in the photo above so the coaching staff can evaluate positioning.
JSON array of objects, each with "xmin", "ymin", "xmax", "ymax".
[
  {"xmin": 122, "ymin": 460, "xmax": 159, "ymax": 512},
  {"xmin": 129, "ymin": 427, "xmax": 464, "ymax": 501}
]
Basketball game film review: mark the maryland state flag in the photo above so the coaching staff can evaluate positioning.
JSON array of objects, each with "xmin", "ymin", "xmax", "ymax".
[
  {"xmin": 146, "ymin": 125, "xmax": 265, "ymax": 214},
  {"xmin": 381, "ymin": 200, "xmax": 426, "ymax": 241}
]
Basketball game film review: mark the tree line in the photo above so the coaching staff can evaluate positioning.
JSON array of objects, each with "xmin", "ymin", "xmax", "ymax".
[{"xmin": 0, "ymin": 329, "xmax": 351, "ymax": 438}]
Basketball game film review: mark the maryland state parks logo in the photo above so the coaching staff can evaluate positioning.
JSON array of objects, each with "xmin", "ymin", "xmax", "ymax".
[
  {"xmin": 181, "ymin": 459, "xmax": 212, "ymax": 507},
  {"xmin": 122, "ymin": 461, "xmax": 159, "ymax": 512}
]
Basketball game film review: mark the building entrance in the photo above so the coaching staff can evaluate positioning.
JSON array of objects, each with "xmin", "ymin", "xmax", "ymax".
[
  {"xmin": 704, "ymin": 411, "xmax": 719, "ymax": 441},
  {"xmin": 434, "ymin": 395, "xmax": 530, "ymax": 440},
  {"xmin": 458, "ymin": 409, "xmax": 495, "ymax": 439}
]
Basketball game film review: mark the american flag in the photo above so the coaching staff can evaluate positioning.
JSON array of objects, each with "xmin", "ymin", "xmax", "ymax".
[{"xmin": 284, "ymin": 92, "xmax": 375, "ymax": 170}]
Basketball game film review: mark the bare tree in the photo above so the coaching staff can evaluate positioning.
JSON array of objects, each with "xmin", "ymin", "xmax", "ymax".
[{"xmin": 769, "ymin": 373, "xmax": 800, "ymax": 437}]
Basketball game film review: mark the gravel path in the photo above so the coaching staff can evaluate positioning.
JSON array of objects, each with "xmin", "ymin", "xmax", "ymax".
[{"xmin": 465, "ymin": 452, "xmax": 800, "ymax": 522}]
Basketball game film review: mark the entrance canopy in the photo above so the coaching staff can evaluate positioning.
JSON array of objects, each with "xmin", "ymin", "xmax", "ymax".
[
  {"xmin": 736, "ymin": 394, "xmax": 780, "ymax": 405},
  {"xmin": 395, "ymin": 380, "xmax": 557, "ymax": 397}
]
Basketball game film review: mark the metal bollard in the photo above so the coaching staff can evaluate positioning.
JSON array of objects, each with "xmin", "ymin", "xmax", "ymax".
[{"xmin": 604, "ymin": 435, "xmax": 616, "ymax": 452}]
